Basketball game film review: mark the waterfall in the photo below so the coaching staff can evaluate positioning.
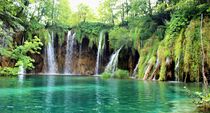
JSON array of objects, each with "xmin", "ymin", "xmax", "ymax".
[
  {"xmin": 152, "ymin": 58, "xmax": 160, "ymax": 80},
  {"xmin": 132, "ymin": 59, "xmax": 140, "ymax": 77},
  {"xmin": 18, "ymin": 64, "xmax": 25, "ymax": 75},
  {"xmin": 95, "ymin": 32, "xmax": 104, "ymax": 75},
  {"xmin": 46, "ymin": 32, "xmax": 57, "ymax": 74},
  {"xmin": 175, "ymin": 58, "xmax": 180, "ymax": 81},
  {"xmin": 105, "ymin": 47, "xmax": 122, "ymax": 75},
  {"xmin": 18, "ymin": 64, "xmax": 25, "ymax": 83},
  {"xmin": 64, "ymin": 31, "xmax": 75, "ymax": 74}
]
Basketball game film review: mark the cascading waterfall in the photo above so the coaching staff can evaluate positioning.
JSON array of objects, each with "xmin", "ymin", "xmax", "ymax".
[
  {"xmin": 175, "ymin": 58, "xmax": 180, "ymax": 81},
  {"xmin": 95, "ymin": 31, "xmax": 104, "ymax": 75},
  {"xmin": 132, "ymin": 59, "xmax": 140, "ymax": 77},
  {"xmin": 153, "ymin": 59, "xmax": 160, "ymax": 80},
  {"xmin": 64, "ymin": 31, "xmax": 75, "ymax": 74},
  {"xmin": 46, "ymin": 32, "xmax": 57, "ymax": 74},
  {"xmin": 105, "ymin": 47, "xmax": 122, "ymax": 75},
  {"xmin": 18, "ymin": 64, "xmax": 25, "ymax": 83}
]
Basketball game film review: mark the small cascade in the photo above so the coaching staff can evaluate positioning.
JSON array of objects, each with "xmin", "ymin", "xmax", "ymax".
[
  {"xmin": 132, "ymin": 59, "xmax": 140, "ymax": 77},
  {"xmin": 46, "ymin": 32, "xmax": 57, "ymax": 74},
  {"xmin": 152, "ymin": 59, "xmax": 160, "ymax": 80},
  {"xmin": 175, "ymin": 58, "xmax": 180, "ymax": 81},
  {"xmin": 18, "ymin": 64, "xmax": 25, "ymax": 83},
  {"xmin": 95, "ymin": 32, "xmax": 104, "ymax": 75},
  {"xmin": 105, "ymin": 47, "xmax": 122, "ymax": 75},
  {"xmin": 166, "ymin": 57, "xmax": 170, "ymax": 65},
  {"xmin": 64, "ymin": 31, "xmax": 76, "ymax": 74}
]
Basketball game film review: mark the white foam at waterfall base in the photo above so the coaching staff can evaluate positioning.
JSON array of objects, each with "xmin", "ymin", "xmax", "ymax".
[
  {"xmin": 46, "ymin": 32, "xmax": 58, "ymax": 74},
  {"xmin": 18, "ymin": 64, "xmax": 25, "ymax": 83},
  {"xmin": 64, "ymin": 31, "xmax": 75, "ymax": 74},
  {"xmin": 105, "ymin": 47, "xmax": 122, "ymax": 76},
  {"xmin": 95, "ymin": 31, "xmax": 104, "ymax": 75}
]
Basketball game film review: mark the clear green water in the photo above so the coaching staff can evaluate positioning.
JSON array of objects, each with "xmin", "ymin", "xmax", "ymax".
[{"xmin": 0, "ymin": 75, "xmax": 201, "ymax": 113}]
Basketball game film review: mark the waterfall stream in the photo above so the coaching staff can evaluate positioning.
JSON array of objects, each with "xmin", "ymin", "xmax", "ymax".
[
  {"xmin": 95, "ymin": 32, "xmax": 104, "ymax": 75},
  {"xmin": 64, "ymin": 31, "xmax": 75, "ymax": 74},
  {"xmin": 132, "ymin": 59, "xmax": 140, "ymax": 78},
  {"xmin": 46, "ymin": 32, "xmax": 58, "ymax": 74},
  {"xmin": 175, "ymin": 58, "xmax": 180, "ymax": 81},
  {"xmin": 105, "ymin": 47, "xmax": 122, "ymax": 75},
  {"xmin": 18, "ymin": 64, "xmax": 25, "ymax": 83}
]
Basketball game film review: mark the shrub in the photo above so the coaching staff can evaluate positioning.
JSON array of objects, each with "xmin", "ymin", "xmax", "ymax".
[
  {"xmin": 113, "ymin": 69, "xmax": 129, "ymax": 79},
  {"xmin": 101, "ymin": 72, "xmax": 112, "ymax": 79},
  {"xmin": 100, "ymin": 69, "xmax": 130, "ymax": 79}
]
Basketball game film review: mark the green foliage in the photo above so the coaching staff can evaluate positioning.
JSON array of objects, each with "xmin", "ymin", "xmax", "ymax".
[
  {"xmin": 202, "ymin": 17, "xmax": 210, "ymax": 69},
  {"xmin": 98, "ymin": 0, "xmax": 116, "ymax": 24},
  {"xmin": 74, "ymin": 22, "xmax": 112, "ymax": 47},
  {"xmin": 56, "ymin": 0, "xmax": 72, "ymax": 26},
  {"xmin": 101, "ymin": 72, "xmax": 112, "ymax": 79},
  {"xmin": 155, "ymin": 2, "xmax": 168, "ymax": 13},
  {"xmin": 174, "ymin": 29, "xmax": 184, "ymax": 61},
  {"xmin": 101, "ymin": 69, "xmax": 129, "ymax": 79},
  {"xmin": 0, "ymin": 36, "xmax": 43, "ymax": 75},
  {"xmin": 109, "ymin": 27, "xmax": 131, "ymax": 49},
  {"xmin": 195, "ymin": 92, "xmax": 210, "ymax": 110},
  {"xmin": 155, "ymin": 26, "xmax": 166, "ymax": 40},
  {"xmin": 159, "ymin": 61, "xmax": 166, "ymax": 81},
  {"xmin": 149, "ymin": 56, "xmax": 157, "ymax": 65},
  {"xmin": 128, "ymin": 16, "xmax": 158, "ymax": 40},
  {"xmin": 166, "ymin": 14, "xmax": 188, "ymax": 36},
  {"xmin": 183, "ymin": 19, "xmax": 201, "ymax": 82},
  {"xmin": 130, "ymin": 0, "xmax": 152, "ymax": 16},
  {"xmin": 185, "ymin": 87, "xmax": 210, "ymax": 112},
  {"xmin": 113, "ymin": 69, "xmax": 129, "ymax": 79},
  {"xmin": 137, "ymin": 37, "xmax": 159, "ymax": 79},
  {"xmin": 0, "ymin": 67, "xmax": 19, "ymax": 76},
  {"xmin": 0, "ymin": 0, "xmax": 210, "ymax": 83},
  {"xmin": 77, "ymin": 3, "xmax": 96, "ymax": 23}
]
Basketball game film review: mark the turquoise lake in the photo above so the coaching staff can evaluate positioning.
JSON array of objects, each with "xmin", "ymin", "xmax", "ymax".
[{"xmin": 0, "ymin": 75, "xmax": 202, "ymax": 113}]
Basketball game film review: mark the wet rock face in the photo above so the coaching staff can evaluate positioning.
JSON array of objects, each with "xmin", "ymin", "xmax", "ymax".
[
  {"xmin": 29, "ymin": 53, "xmax": 44, "ymax": 73},
  {"xmin": 29, "ymin": 35, "xmax": 139, "ymax": 75},
  {"xmin": 71, "ymin": 46, "xmax": 97, "ymax": 75},
  {"xmin": 59, "ymin": 36, "xmax": 97, "ymax": 75},
  {"xmin": 0, "ymin": 57, "xmax": 15, "ymax": 67},
  {"xmin": 165, "ymin": 57, "xmax": 175, "ymax": 81},
  {"xmin": 118, "ymin": 48, "xmax": 140, "ymax": 75},
  {"xmin": 0, "ymin": 32, "xmax": 23, "ymax": 68},
  {"xmin": 2, "ymin": 32, "xmax": 139, "ymax": 75}
]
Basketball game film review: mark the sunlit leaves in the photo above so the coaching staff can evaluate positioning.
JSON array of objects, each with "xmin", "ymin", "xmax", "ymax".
[{"xmin": 0, "ymin": 36, "xmax": 43, "ymax": 75}]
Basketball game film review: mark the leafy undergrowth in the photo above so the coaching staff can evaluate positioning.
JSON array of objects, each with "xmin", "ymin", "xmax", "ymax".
[
  {"xmin": 185, "ymin": 87, "xmax": 210, "ymax": 112},
  {"xmin": 194, "ymin": 92, "xmax": 210, "ymax": 112},
  {"xmin": 101, "ymin": 69, "xmax": 129, "ymax": 79}
]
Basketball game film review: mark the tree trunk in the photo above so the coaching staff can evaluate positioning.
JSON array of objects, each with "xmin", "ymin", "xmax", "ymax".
[{"xmin": 200, "ymin": 14, "xmax": 208, "ymax": 93}]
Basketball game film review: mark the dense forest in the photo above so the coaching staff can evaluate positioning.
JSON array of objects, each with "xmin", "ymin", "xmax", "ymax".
[
  {"xmin": 1, "ymin": 0, "xmax": 210, "ymax": 81},
  {"xmin": 0, "ymin": 0, "xmax": 210, "ymax": 111}
]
